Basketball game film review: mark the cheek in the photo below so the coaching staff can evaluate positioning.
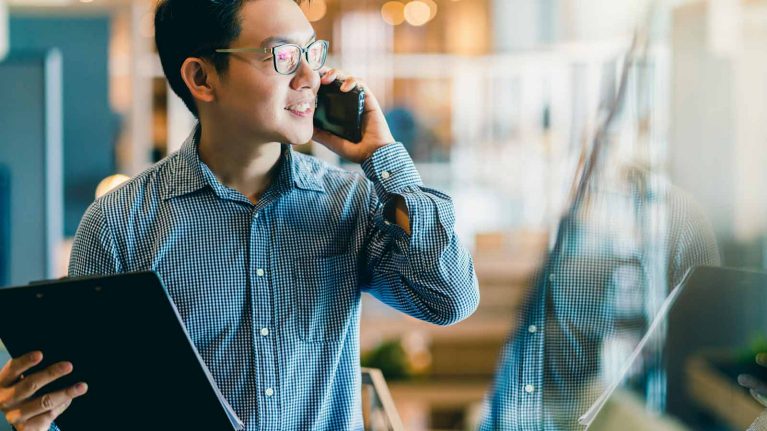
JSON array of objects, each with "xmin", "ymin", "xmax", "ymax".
[
  {"xmin": 218, "ymin": 68, "xmax": 299, "ymax": 136},
  {"xmin": 222, "ymin": 66, "xmax": 269, "ymax": 104},
  {"xmin": 228, "ymin": 80, "xmax": 283, "ymax": 120}
]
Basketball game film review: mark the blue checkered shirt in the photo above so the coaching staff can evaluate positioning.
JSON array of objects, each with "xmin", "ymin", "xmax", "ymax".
[
  {"xmin": 66, "ymin": 126, "xmax": 479, "ymax": 430},
  {"xmin": 479, "ymin": 187, "xmax": 719, "ymax": 430}
]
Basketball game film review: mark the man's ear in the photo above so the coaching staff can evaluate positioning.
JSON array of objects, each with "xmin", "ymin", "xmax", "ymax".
[{"xmin": 180, "ymin": 57, "xmax": 217, "ymax": 105}]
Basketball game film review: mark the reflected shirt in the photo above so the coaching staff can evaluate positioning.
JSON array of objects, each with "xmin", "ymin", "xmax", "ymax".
[
  {"xmin": 67, "ymin": 125, "xmax": 479, "ymax": 430},
  {"xmin": 748, "ymin": 410, "xmax": 767, "ymax": 431},
  {"xmin": 480, "ymin": 186, "xmax": 720, "ymax": 431}
]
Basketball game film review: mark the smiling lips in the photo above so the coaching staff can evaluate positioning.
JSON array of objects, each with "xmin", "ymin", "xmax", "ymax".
[{"xmin": 285, "ymin": 100, "xmax": 314, "ymax": 117}]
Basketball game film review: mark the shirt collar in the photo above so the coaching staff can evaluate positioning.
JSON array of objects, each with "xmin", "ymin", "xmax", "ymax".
[
  {"xmin": 289, "ymin": 146, "xmax": 327, "ymax": 193},
  {"xmin": 163, "ymin": 124, "xmax": 325, "ymax": 201}
]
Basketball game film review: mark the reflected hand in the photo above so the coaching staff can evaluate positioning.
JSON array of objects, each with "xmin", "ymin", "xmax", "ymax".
[
  {"xmin": 0, "ymin": 351, "xmax": 88, "ymax": 431},
  {"xmin": 737, "ymin": 353, "xmax": 767, "ymax": 408}
]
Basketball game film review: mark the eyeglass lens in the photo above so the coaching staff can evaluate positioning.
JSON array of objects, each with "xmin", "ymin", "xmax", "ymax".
[{"xmin": 273, "ymin": 41, "xmax": 327, "ymax": 74}]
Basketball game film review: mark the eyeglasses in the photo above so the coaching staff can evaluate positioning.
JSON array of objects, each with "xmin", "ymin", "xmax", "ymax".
[{"xmin": 215, "ymin": 40, "xmax": 329, "ymax": 75}]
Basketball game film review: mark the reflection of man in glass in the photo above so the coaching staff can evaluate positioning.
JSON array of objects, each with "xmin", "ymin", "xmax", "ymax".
[
  {"xmin": 749, "ymin": 410, "xmax": 767, "ymax": 431},
  {"xmin": 480, "ymin": 45, "xmax": 720, "ymax": 427},
  {"xmin": 482, "ymin": 165, "xmax": 719, "ymax": 430},
  {"xmin": 480, "ymin": 179, "xmax": 719, "ymax": 430}
]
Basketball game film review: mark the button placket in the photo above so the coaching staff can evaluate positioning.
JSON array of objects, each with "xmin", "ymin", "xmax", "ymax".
[{"xmin": 250, "ymin": 206, "xmax": 278, "ymax": 420}]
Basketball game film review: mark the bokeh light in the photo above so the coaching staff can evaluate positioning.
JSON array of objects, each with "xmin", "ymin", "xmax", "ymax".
[
  {"xmin": 302, "ymin": 0, "xmax": 327, "ymax": 22},
  {"xmin": 381, "ymin": 1, "xmax": 406, "ymax": 26},
  {"xmin": 404, "ymin": 0, "xmax": 431, "ymax": 26}
]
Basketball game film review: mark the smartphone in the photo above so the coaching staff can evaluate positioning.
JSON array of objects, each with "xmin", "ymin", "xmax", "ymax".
[{"xmin": 314, "ymin": 78, "xmax": 366, "ymax": 143}]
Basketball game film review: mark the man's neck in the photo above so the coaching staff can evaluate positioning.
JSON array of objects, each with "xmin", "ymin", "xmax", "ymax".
[{"xmin": 197, "ymin": 123, "xmax": 283, "ymax": 204}]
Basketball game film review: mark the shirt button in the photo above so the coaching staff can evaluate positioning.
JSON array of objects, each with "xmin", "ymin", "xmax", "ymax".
[
  {"xmin": 381, "ymin": 171, "xmax": 391, "ymax": 180},
  {"xmin": 525, "ymin": 384, "xmax": 535, "ymax": 394},
  {"xmin": 265, "ymin": 388, "xmax": 274, "ymax": 397},
  {"xmin": 254, "ymin": 212, "xmax": 260, "ymax": 219},
  {"xmin": 260, "ymin": 328, "xmax": 269, "ymax": 336},
  {"xmin": 548, "ymin": 273, "xmax": 556, "ymax": 283},
  {"xmin": 257, "ymin": 269, "xmax": 265, "ymax": 277},
  {"xmin": 528, "ymin": 325, "xmax": 538, "ymax": 334}
]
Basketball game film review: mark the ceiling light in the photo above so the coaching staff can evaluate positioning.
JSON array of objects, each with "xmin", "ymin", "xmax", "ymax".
[
  {"xmin": 381, "ymin": 1, "xmax": 405, "ymax": 26},
  {"xmin": 302, "ymin": 0, "xmax": 327, "ymax": 22},
  {"xmin": 421, "ymin": 0, "xmax": 438, "ymax": 21},
  {"xmin": 404, "ymin": 0, "xmax": 431, "ymax": 26}
]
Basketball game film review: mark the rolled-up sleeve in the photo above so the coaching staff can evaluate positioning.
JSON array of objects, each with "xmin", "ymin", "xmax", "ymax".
[{"xmin": 359, "ymin": 143, "xmax": 479, "ymax": 326}]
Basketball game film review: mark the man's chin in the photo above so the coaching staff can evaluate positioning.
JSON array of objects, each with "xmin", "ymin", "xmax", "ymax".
[
  {"xmin": 282, "ymin": 130, "xmax": 314, "ymax": 146},
  {"xmin": 287, "ymin": 139, "xmax": 312, "ymax": 146}
]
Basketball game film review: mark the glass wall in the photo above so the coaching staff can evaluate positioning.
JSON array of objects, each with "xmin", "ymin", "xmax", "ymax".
[{"xmin": 2, "ymin": 0, "xmax": 767, "ymax": 430}]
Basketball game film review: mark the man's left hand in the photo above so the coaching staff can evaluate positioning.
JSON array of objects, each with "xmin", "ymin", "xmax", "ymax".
[{"xmin": 312, "ymin": 68, "xmax": 396, "ymax": 164}]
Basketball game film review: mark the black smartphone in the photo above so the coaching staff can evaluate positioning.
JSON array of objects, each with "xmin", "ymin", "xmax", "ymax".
[{"xmin": 314, "ymin": 78, "xmax": 366, "ymax": 143}]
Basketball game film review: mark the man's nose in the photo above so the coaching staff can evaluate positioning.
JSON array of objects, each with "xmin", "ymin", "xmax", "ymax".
[{"xmin": 291, "ymin": 57, "xmax": 319, "ymax": 90}]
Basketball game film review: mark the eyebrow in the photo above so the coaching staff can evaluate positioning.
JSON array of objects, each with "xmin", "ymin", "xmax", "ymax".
[{"xmin": 259, "ymin": 32, "xmax": 317, "ymax": 48}]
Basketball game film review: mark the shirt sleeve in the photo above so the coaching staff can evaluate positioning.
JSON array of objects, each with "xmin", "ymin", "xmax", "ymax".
[
  {"xmin": 67, "ymin": 199, "xmax": 123, "ymax": 278},
  {"xmin": 359, "ymin": 143, "xmax": 480, "ymax": 326},
  {"xmin": 667, "ymin": 189, "xmax": 721, "ymax": 288}
]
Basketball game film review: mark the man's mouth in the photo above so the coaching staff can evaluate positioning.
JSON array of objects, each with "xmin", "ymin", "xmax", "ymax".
[{"xmin": 285, "ymin": 101, "xmax": 314, "ymax": 117}]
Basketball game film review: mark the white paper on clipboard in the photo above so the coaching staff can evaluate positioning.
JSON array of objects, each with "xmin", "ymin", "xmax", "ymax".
[{"xmin": 578, "ymin": 276, "xmax": 686, "ymax": 427}]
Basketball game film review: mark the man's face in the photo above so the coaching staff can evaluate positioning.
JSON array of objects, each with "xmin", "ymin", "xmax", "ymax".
[{"xmin": 213, "ymin": 0, "xmax": 320, "ymax": 146}]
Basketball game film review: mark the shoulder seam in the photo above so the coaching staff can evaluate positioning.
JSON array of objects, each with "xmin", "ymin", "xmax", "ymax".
[{"xmin": 93, "ymin": 197, "xmax": 124, "ymax": 272}]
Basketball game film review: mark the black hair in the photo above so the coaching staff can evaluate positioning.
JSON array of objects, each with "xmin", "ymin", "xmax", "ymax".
[{"xmin": 154, "ymin": 0, "xmax": 306, "ymax": 117}]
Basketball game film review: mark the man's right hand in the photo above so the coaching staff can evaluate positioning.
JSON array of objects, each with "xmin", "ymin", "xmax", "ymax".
[{"xmin": 0, "ymin": 351, "xmax": 87, "ymax": 431}]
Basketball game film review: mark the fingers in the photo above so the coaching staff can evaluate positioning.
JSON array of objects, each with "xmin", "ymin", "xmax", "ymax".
[
  {"xmin": 319, "ymin": 67, "xmax": 339, "ymax": 85},
  {"xmin": 0, "ymin": 352, "xmax": 43, "ymax": 388},
  {"xmin": 318, "ymin": 68, "xmax": 382, "ymax": 114},
  {"xmin": 339, "ymin": 77, "xmax": 359, "ymax": 92},
  {"xmin": 3, "ymin": 361, "xmax": 73, "ymax": 410},
  {"xmin": 319, "ymin": 68, "xmax": 360, "ymax": 92},
  {"xmin": 15, "ymin": 396, "xmax": 74, "ymax": 431},
  {"xmin": 0, "ymin": 354, "xmax": 84, "ymax": 431},
  {"xmin": 318, "ymin": 66, "xmax": 332, "ymax": 80},
  {"xmin": 5, "ymin": 383, "xmax": 87, "ymax": 426}
]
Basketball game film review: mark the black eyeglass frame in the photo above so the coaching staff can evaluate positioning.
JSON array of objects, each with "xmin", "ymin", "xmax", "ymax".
[{"xmin": 214, "ymin": 39, "xmax": 329, "ymax": 75}]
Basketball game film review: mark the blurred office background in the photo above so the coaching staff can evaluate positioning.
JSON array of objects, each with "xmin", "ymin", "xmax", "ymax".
[{"xmin": 1, "ymin": 0, "xmax": 767, "ymax": 430}]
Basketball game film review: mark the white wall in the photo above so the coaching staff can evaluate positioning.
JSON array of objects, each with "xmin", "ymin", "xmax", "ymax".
[{"xmin": 670, "ymin": 1, "xmax": 767, "ymax": 241}]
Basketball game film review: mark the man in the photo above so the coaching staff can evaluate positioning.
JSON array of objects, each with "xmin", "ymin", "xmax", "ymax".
[{"xmin": 0, "ymin": 1, "xmax": 479, "ymax": 429}]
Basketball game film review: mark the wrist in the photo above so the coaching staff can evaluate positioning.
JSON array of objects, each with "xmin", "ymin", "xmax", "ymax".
[{"xmin": 356, "ymin": 144, "xmax": 387, "ymax": 164}]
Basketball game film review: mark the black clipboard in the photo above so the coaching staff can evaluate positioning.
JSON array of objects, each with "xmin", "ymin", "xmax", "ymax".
[{"xmin": 0, "ymin": 271, "xmax": 244, "ymax": 430}]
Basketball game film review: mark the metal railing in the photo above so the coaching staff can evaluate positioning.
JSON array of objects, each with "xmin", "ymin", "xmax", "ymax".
[{"xmin": 361, "ymin": 367, "xmax": 405, "ymax": 431}]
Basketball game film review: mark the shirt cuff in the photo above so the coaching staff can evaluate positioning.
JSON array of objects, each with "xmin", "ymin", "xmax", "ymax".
[{"xmin": 361, "ymin": 143, "xmax": 423, "ymax": 200}]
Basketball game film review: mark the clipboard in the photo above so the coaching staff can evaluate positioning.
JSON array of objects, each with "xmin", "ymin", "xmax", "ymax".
[{"xmin": 0, "ymin": 271, "xmax": 244, "ymax": 430}]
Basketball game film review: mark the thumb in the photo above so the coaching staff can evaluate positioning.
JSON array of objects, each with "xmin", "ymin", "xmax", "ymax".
[{"xmin": 359, "ymin": 82, "xmax": 383, "ymax": 116}]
